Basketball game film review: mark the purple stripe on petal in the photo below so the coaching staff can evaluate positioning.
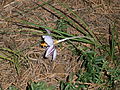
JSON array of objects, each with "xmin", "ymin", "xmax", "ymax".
[
  {"xmin": 45, "ymin": 45, "xmax": 55, "ymax": 57},
  {"xmin": 49, "ymin": 47, "xmax": 55, "ymax": 56},
  {"xmin": 52, "ymin": 49, "xmax": 57, "ymax": 60},
  {"xmin": 45, "ymin": 45, "xmax": 56, "ymax": 60}
]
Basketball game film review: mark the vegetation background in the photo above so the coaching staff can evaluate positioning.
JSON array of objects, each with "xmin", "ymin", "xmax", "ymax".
[{"xmin": 0, "ymin": 0, "xmax": 120, "ymax": 90}]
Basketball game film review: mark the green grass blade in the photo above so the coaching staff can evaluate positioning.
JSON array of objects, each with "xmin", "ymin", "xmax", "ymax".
[
  {"xmin": 37, "ymin": 0, "xmax": 89, "ymax": 36},
  {"xmin": 0, "ymin": 55, "xmax": 14, "ymax": 62},
  {"xmin": 108, "ymin": 24, "xmax": 115, "ymax": 60}
]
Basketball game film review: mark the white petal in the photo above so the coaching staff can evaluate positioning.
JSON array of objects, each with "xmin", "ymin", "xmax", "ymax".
[
  {"xmin": 45, "ymin": 45, "xmax": 55, "ymax": 58},
  {"xmin": 45, "ymin": 29, "xmax": 51, "ymax": 34},
  {"xmin": 42, "ymin": 36, "xmax": 54, "ymax": 46},
  {"xmin": 52, "ymin": 49, "xmax": 57, "ymax": 60},
  {"xmin": 57, "ymin": 36, "xmax": 81, "ymax": 43}
]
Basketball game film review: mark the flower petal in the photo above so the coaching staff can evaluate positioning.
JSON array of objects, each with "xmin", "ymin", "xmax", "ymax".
[
  {"xmin": 45, "ymin": 29, "xmax": 51, "ymax": 34},
  {"xmin": 45, "ymin": 45, "xmax": 55, "ymax": 58},
  {"xmin": 52, "ymin": 49, "xmax": 57, "ymax": 60},
  {"xmin": 42, "ymin": 35, "xmax": 54, "ymax": 46}
]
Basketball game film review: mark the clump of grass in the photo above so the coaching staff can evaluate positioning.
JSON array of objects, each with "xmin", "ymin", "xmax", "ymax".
[
  {"xmin": 60, "ymin": 49, "xmax": 120, "ymax": 90},
  {"xmin": 6, "ymin": 85, "xmax": 19, "ymax": 90},
  {"xmin": 59, "ymin": 23, "xmax": 120, "ymax": 89},
  {"xmin": 27, "ymin": 81, "xmax": 55, "ymax": 90},
  {"xmin": 0, "ymin": 47, "xmax": 21, "ymax": 74}
]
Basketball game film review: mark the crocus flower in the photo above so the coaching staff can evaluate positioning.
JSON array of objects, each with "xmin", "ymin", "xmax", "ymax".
[
  {"xmin": 41, "ymin": 35, "xmax": 57, "ymax": 60},
  {"xmin": 41, "ymin": 29, "xmax": 80, "ymax": 60}
]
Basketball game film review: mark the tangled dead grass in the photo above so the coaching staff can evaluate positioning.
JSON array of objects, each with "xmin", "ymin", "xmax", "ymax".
[{"xmin": 0, "ymin": 0, "xmax": 120, "ymax": 89}]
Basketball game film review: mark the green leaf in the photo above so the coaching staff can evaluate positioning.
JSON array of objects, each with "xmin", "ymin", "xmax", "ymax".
[
  {"xmin": 7, "ymin": 85, "xmax": 19, "ymax": 90},
  {"xmin": 27, "ymin": 81, "xmax": 55, "ymax": 90}
]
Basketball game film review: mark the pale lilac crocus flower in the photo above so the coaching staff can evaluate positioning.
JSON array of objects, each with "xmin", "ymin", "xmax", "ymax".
[{"xmin": 41, "ymin": 29, "xmax": 80, "ymax": 60}]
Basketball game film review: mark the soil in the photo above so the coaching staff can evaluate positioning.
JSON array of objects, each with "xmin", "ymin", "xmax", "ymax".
[{"xmin": 0, "ymin": 0, "xmax": 120, "ymax": 89}]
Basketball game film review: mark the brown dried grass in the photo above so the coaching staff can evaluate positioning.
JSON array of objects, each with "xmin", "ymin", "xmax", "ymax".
[{"xmin": 0, "ymin": 0, "xmax": 120, "ymax": 89}]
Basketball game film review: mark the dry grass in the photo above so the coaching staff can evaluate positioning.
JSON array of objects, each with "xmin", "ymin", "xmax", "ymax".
[{"xmin": 0, "ymin": 0, "xmax": 120, "ymax": 89}]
